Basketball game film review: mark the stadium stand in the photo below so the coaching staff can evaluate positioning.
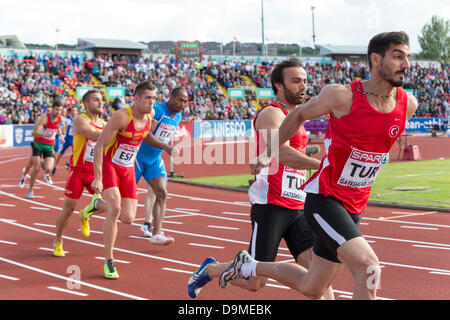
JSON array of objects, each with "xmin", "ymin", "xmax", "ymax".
[{"xmin": 0, "ymin": 51, "xmax": 448, "ymax": 125}]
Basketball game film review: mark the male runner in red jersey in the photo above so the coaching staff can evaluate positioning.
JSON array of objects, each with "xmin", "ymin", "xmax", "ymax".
[
  {"xmin": 80, "ymin": 81, "xmax": 156, "ymax": 279},
  {"xmin": 27, "ymin": 101, "xmax": 64, "ymax": 198},
  {"xmin": 224, "ymin": 31, "xmax": 417, "ymax": 300},
  {"xmin": 53, "ymin": 89, "xmax": 105, "ymax": 256},
  {"xmin": 188, "ymin": 59, "xmax": 333, "ymax": 299}
]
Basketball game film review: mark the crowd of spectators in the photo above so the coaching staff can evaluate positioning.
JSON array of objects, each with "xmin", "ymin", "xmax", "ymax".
[{"xmin": 0, "ymin": 52, "xmax": 448, "ymax": 125}]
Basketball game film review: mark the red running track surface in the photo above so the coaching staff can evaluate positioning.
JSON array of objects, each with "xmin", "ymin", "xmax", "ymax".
[{"xmin": 0, "ymin": 147, "xmax": 449, "ymax": 300}]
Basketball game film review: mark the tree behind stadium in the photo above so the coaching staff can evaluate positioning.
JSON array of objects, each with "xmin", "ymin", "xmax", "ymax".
[{"xmin": 417, "ymin": 15, "xmax": 449, "ymax": 63}]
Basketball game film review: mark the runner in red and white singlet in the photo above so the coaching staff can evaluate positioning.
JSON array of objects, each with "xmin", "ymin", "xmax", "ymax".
[
  {"xmin": 226, "ymin": 32, "xmax": 419, "ymax": 300},
  {"xmin": 249, "ymin": 100, "xmax": 309, "ymax": 210},
  {"xmin": 302, "ymin": 79, "xmax": 407, "ymax": 214},
  {"xmin": 187, "ymin": 60, "xmax": 333, "ymax": 300}
]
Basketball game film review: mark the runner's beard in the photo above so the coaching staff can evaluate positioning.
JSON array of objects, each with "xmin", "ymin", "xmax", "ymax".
[
  {"xmin": 283, "ymin": 85, "xmax": 305, "ymax": 105},
  {"xmin": 380, "ymin": 60, "xmax": 405, "ymax": 87}
]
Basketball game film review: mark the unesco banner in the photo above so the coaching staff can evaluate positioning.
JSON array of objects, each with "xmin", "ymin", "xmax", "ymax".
[{"xmin": 193, "ymin": 120, "xmax": 253, "ymax": 139}]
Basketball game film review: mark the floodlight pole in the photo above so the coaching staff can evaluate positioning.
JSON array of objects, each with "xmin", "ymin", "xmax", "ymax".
[
  {"xmin": 311, "ymin": 6, "xmax": 316, "ymax": 48},
  {"xmin": 261, "ymin": 0, "xmax": 265, "ymax": 56}
]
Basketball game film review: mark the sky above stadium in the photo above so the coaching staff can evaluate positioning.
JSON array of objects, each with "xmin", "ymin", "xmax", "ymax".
[{"xmin": 1, "ymin": 0, "xmax": 449, "ymax": 54}]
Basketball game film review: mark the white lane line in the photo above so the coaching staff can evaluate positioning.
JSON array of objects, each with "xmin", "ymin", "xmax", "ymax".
[
  {"xmin": 0, "ymin": 240, "xmax": 17, "ymax": 245},
  {"xmin": 175, "ymin": 208, "xmax": 200, "ymax": 212},
  {"xmin": 379, "ymin": 261, "xmax": 450, "ymax": 274},
  {"xmin": 188, "ymin": 243, "xmax": 224, "ymax": 249},
  {"xmin": 129, "ymin": 235, "xmax": 149, "ymax": 240},
  {"xmin": 0, "ymin": 219, "xmax": 199, "ymax": 268},
  {"xmin": 363, "ymin": 234, "xmax": 450, "ymax": 248},
  {"xmin": 1, "ymin": 191, "xmax": 449, "ymax": 275},
  {"xmin": 94, "ymin": 257, "xmax": 131, "ymax": 264},
  {"xmin": 0, "ymin": 156, "xmax": 30, "ymax": 165},
  {"xmin": 30, "ymin": 206, "xmax": 49, "ymax": 210},
  {"xmin": 162, "ymin": 267, "xmax": 192, "ymax": 275},
  {"xmin": 34, "ymin": 223, "xmax": 55, "ymax": 228},
  {"xmin": 401, "ymin": 225, "xmax": 439, "ymax": 231},
  {"xmin": 168, "ymin": 208, "xmax": 249, "ymax": 224},
  {"xmin": 222, "ymin": 211, "xmax": 248, "ymax": 216},
  {"xmin": 0, "ymin": 203, "xmax": 15, "ymax": 207},
  {"xmin": 39, "ymin": 247, "xmax": 69, "ymax": 254},
  {"xmin": 364, "ymin": 217, "xmax": 450, "ymax": 229},
  {"xmin": 429, "ymin": 271, "xmax": 450, "ymax": 276},
  {"xmin": 413, "ymin": 245, "xmax": 450, "ymax": 251},
  {"xmin": 0, "ymin": 274, "xmax": 20, "ymax": 281},
  {"xmin": 0, "ymin": 257, "xmax": 147, "ymax": 300},
  {"xmin": 47, "ymin": 286, "xmax": 89, "ymax": 297},
  {"xmin": 162, "ymin": 220, "xmax": 183, "ymax": 225},
  {"xmin": 208, "ymin": 225, "xmax": 239, "ymax": 230}
]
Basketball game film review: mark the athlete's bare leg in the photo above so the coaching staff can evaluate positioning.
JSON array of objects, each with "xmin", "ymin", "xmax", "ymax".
[
  {"xmin": 337, "ymin": 237, "xmax": 381, "ymax": 300},
  {"xmin": 28, "ymin": 156, "xmax": 41, "ymax": 193},
  {"xmin": 102, "ymin": 187, "xmax": 138, "ymax": 261},
  {"xmin": 55, "ymin": 196, "xmax": 77, "ymax": 243},
  {"xmin": 144, "ymin": 183, "xmax": 156, "ymax": 225},
  {"xmin": 148, "ymin": 176, "xmax": 168, "ymax": 236},
  {"xmin": 102, "ymin": 187, "xmax": 122, "ymax": 262}
]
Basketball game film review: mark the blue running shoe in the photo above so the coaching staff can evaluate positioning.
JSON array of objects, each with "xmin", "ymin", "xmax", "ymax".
[{"xmin": 188, "ymin": 257, "xmax": 217, "ymax": 298}]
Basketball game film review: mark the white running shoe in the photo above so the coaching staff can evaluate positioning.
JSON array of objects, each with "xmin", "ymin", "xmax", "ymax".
[
  {"xmin": 149, "ymin": 233, "xmax": 174, "ymax": 246},
  {"xmin": 44, "ymin": 174, "xmax": 53, "ymax": 185},
  {"xmin": 219, "ymin": 250, "xmax": 253, "ymax": 289},
  {"xmin": 26, "ymin": 191, "xmax": 34, "ymax": 199},
  {"xmin": 140, "ymin": 223, "xmax": 152, "ymax": 237}
]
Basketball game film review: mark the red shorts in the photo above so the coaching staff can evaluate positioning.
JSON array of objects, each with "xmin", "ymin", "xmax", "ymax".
[
  {"xmin": 64, "ymin": 167, "xmax": 95, "ymax": 199},
  {"xmin": 102, "ymin": 159, "xmax": 138, "ymax": 199}
]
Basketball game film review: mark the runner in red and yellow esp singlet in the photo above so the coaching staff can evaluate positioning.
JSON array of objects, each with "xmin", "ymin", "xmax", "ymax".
[
  {"xmin": 79, "ymin": 82, "xmax": 157, "ymax": 279},
  {"xmin": 53, "ymin": 89, "xmax": 105, "ymax": 256}
]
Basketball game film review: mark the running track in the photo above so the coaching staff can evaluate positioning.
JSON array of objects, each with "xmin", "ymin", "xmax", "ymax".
[{"xmin": 0, "ymin": 147, "xmax": 449, "ymax": 300}]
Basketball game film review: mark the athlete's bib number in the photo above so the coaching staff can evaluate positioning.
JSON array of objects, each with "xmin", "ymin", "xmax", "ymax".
[
  {"xmin": 84, "ymin": 140, "xmax": 96, "ymax": 163},
  {"xmin": 281, "ymin": 167, "xmax": 307, "ymax": 201},
  {"xmin": 112, "ymin": 144, "xmax": 138, "ymax": 167},
  {"xmin": 337, "ymin": 147, "xmax": 389, "ymax": 188},
  {"xmin": 154, "ymin": 122, "xmax": 175, "ymax": 145},
  {"xmin": 42, "ymin": 128, "xmax": 57, "ymax": 139}
]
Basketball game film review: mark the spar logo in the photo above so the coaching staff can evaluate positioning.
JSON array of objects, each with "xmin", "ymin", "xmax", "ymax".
[
  {"xmin": 389, "ymin": 125, "xmax": 400, "ymax": 138},
  {"xmin": 349, "ymin": 149, "xmax": 389, "ymax": 164}
]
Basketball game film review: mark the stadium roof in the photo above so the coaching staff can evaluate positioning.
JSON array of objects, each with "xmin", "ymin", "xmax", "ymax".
[
  {"xmin": 0, "ymin": 35, "xmax": 26, "ymax": 49},
  {"xmin": 77, "ymin": 38, "xmax": 148, "ymax": 50},
  {"xmin": 320, "ymin": 45, "xmax": 367, "ymax": 56}
]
